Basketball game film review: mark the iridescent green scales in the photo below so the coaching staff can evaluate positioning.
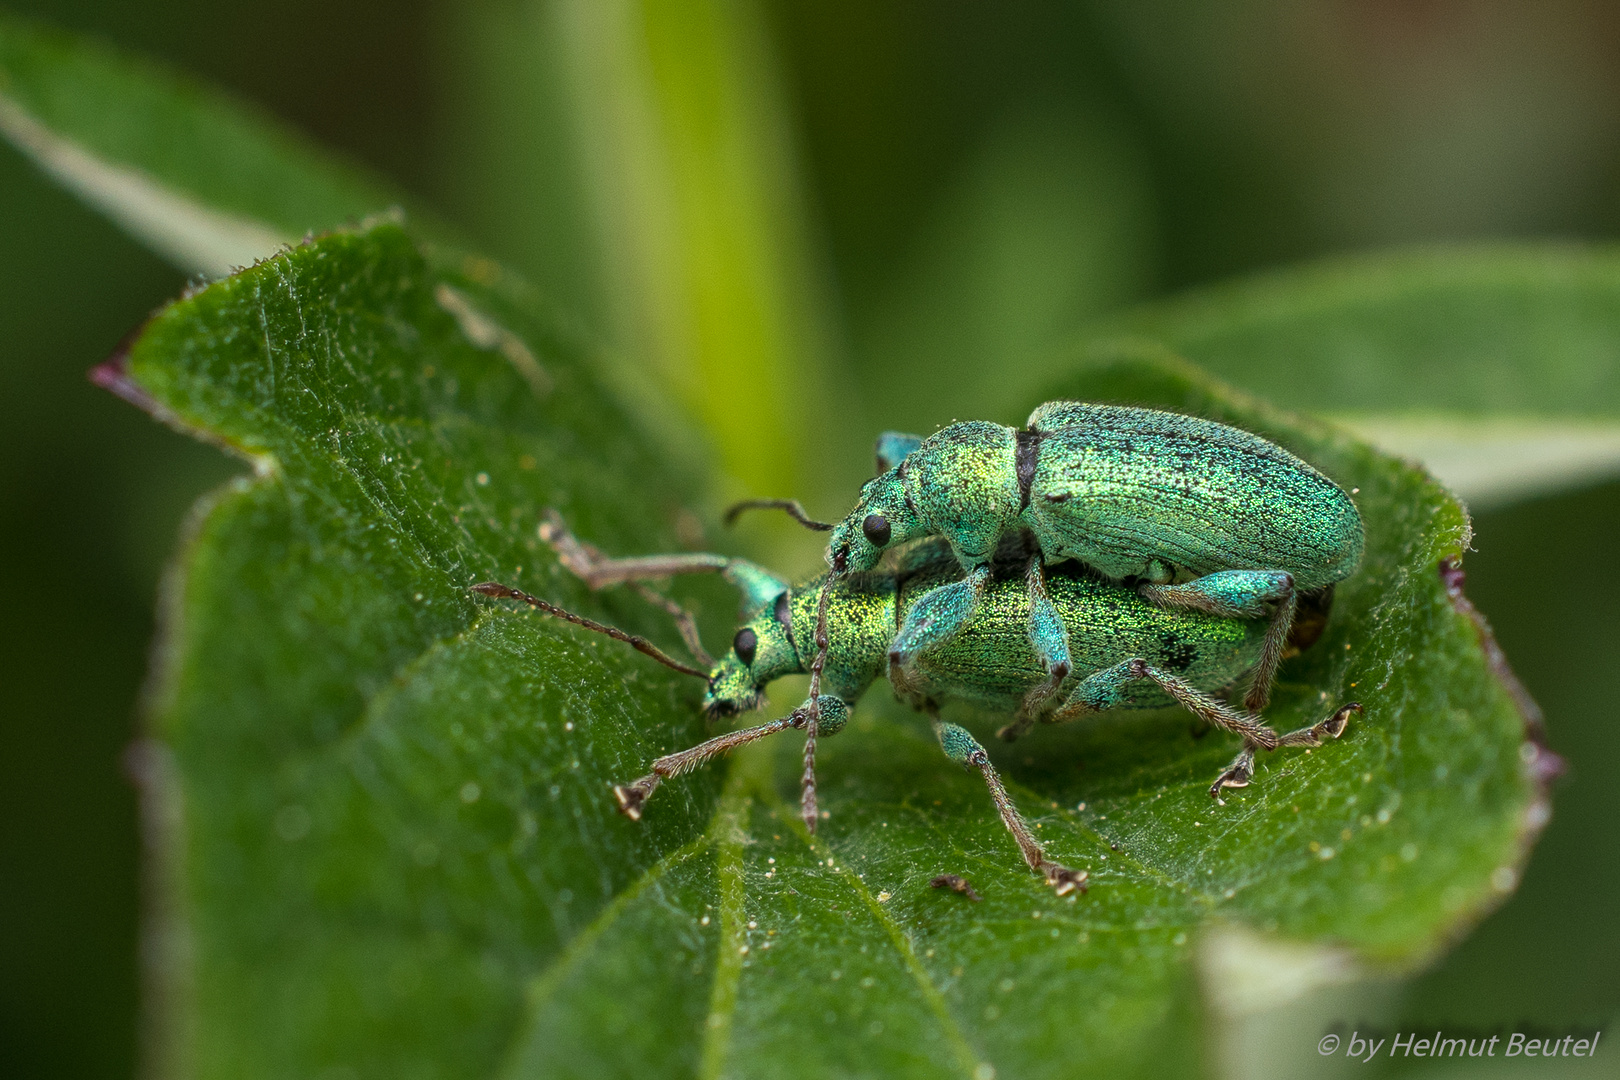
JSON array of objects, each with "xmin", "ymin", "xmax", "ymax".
[{"xmin": 822, "ymin": 401, "xmax": 1365, "ymax": 717}]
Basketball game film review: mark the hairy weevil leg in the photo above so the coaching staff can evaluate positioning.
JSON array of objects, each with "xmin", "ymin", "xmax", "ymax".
[
  {"xmin": 1052, "ymin": 657, "xmax": 1281, "ymax": 749},
  {"xmin": 1139, "ymin": 570, "xmax": 1298, "ymax": 713},
  {"xmin": 615, "ymin": 697, "xmax": 850, "ymax": 820},
  {"xmin": 889, "ymin": 565, "xmax": 991, "ymax": 675},
  {"xmin": 1275, "ymin": 701, "xmax": 1361, "ymax": 746},
  {"xmin": 1001, "ymin": 560, "xmax": 1073, "ymax": 742},
  {"xmin": 1207, "ymin": 703, "xmax": 1361, "ymax": 802},
  {"xmin": 931, "ymin": 717, "xmax": 1088, "ymax": 896}
]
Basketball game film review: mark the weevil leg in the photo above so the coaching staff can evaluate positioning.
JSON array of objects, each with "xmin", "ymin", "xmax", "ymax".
[
  {"xmin": 1209, "ymin": 742, "xmax": 1258, "ymax": 801},
  {"xmin": 889, "ymin": 565, "xmax": 992, "ymax": 676},
  {"xmin": 614, "ymin": 699, "xmax": 849, "ymax": 820},
  {"xmin": 541, "ymin": 507, "xmax": 790, "ymax": 641},
  {"xmin": 541, "ymin": 508, "xmax": 733, "ymax": 586},
  {"xmin": 999, "ymin": 561, "xmax": 1073, "ymax": 743},
  {"xmin": 1275, "ymin": 701, "xmax": 1362, "ymax": 748},
  {"xmin": 931, "ymin": 717, "xmax": 1089, "ymax": 896},
  {"xmin": 1207, "ymin": 703, "xmax": 1361, "ymax": 802},
  {"xmin": 1051, "ymin": 658, "xmax": 1281, "ymax": 749},
  {"xmin": 799, "ymin": 580, "xmax": 844, "ymax": 833},
  {"xmin": 1138, "ymin": 569, "xmax": 1298, "ymax": 712}
]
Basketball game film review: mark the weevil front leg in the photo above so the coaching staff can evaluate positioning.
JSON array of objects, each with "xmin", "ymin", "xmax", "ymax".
[
  {"xmin": 889, "ymin": 565, "xmax": 992, "ymax": 677},
  {"xmin": 931, "ymin": 717, "xmax": 1088, "ymax": 896},
  {"xmin": 615, "ymin": 696, "xmax": 851, "ymax": 819},
  {"xmin": 541, "ymin": 508, "xmax": 790, "ymax": 619},
  {"xmin": 1138, "ymin": 570, "xmax": 1297, "ymax": 712},
  {"xmin": 998, "ymin": 560, "xmax": 1073, "ymax": 743}
]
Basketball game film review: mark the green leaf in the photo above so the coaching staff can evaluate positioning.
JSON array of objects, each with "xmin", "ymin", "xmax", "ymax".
[
  {"xmin": 0, "ymin": 14, "xmax": 418, "ymax": 277},
  {"xmin": 1077, "ymin": 245, "xmax": 1620, "ymax": 506},
  {"xmin": 124, "ymin": 224, "xmax": 1543, "ymax": 1078}
]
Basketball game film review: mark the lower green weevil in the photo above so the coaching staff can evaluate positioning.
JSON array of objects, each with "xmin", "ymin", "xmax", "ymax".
[{"xmin": 472, "ymin": 512, "xmax": 1361, "ymax": 896}]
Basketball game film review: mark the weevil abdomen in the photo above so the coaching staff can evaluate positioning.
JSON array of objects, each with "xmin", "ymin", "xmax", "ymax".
[{"xmin": 1024, "ymin": 405, "xmax": 1363, "ymax": 589}]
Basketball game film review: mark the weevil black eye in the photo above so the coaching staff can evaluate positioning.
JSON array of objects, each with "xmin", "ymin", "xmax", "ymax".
[
  {"xmin": 862, "ymin": 513, "xmax": 891, "ymax": 547},
  {"xmin": 733, "ymin": 627, "xmax": 758, "ymax": 666}
]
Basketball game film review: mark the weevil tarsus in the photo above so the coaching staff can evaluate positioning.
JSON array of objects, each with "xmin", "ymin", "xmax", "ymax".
[{"xmin": 1209, "ymin": 701, "xmax": 1363, "ymax": 802}]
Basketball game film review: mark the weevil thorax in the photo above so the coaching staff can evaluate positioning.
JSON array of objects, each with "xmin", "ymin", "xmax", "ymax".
[
  {"xmin": 828, "ymin": 470, "xmax": 926, "ymax": 573},
  {"xmin": 702, "ymin": 591, "xmax": 803, "ymax": 718}
]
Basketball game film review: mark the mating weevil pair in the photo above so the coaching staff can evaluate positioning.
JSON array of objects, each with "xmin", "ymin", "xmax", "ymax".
[
  {"xmin": 476, "ymin": 401, "xmax": 1367, "ymax": 893},
  {"xmin": 472, "ymin": 401, "xmax": 1365, "ymax": 895}
]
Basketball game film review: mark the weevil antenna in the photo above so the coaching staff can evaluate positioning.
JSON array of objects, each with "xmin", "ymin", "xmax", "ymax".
[
  {"xmin": 470, "ymin": 582, "xmax": 709, "ymax": 678},
  {"xmin": 722, "ymin": 498, "xmax": 834, "ymax": 531}
]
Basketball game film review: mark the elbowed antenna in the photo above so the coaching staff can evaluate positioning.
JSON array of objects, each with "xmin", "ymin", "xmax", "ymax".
[
  {"xmin": 721, "ymin": 498, "xmax": 834, "ymax": 531},
  {"xmin": 470, "ymin": 582, "xmax": 710, "ymax": 678}
]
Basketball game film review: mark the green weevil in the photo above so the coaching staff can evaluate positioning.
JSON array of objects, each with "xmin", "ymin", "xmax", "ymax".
[
  {"xmin": 471, "ymin": 512, "xmax": 1360, "ymax": 896},
  {"xmin": 773, "ymin": 402, "xmax": 1363, "ymax": 729}
]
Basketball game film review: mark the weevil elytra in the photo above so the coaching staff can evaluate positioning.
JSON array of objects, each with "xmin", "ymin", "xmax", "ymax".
[
  {"xmin": 775, "ymin": 402, "xmax": 1364, "ymax": 726},
  {"xmin": 472, "ymin": 513, "xmax": 1361, "ymax": 897}
]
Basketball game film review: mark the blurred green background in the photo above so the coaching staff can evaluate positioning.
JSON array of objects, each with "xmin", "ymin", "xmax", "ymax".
[{"xmin": 2, "ymin": 1, "xmax": 1617, "ymax": 1076}]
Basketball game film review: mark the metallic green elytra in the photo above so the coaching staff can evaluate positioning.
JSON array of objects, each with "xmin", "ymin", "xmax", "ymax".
[
  {"xmin": 820, "ymin": 401, "xmax": 1365, "ymax": 716},
  {"xmin": 474, "ymin": 519, "xmax": 1361, "ymax": 897}
]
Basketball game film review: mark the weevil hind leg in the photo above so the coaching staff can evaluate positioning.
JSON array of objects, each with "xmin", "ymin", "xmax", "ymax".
[
  {"xmin": 1138, "ymin": 569, "xmax": 1298, "ymax": 712},
  {"xmin": 1275, "ymin": 702, "xmax": 1362, "ymax": 748},
  {"xmin": 1207, "ymin": 702, "xmax": 1361, "ymax": 802},
  {"xmin": 932, "ymin": 716, "xmax": 1088, "ymax": 896},
  {"xmin": 1052, "ymin": 657, "xmax": 1280, "ymax": 749}
]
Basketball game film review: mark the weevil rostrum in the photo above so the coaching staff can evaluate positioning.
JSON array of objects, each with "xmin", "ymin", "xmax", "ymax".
[
  {"xmin": 745, "ymin": 403, "xmax": 1363, "ymax": 740},
  {"xmin": 472, "ymin": 512, "xmax": 1361, "ymax": 897}
]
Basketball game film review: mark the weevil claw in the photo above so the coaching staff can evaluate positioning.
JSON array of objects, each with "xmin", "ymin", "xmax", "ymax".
[
  {"xmin": 613, "ymin": 776, "xmax": 659, "ymax": 820},
  {"xmin": 1322, "ymin": 701, "xmax": 1361, "ymax": 740},
  {"xmin": 1045, "ymin": 865, "xmax": 1089, "ymax": 896}
]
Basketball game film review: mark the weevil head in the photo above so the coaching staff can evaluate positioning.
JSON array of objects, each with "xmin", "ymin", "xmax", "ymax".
[
  {"xmin": 702, "ymin": 591, "xmax": 804, "ymax": 718},
  {"xmin": 828, "ymin": 471, "xmax": 924, "ymax": 573}
]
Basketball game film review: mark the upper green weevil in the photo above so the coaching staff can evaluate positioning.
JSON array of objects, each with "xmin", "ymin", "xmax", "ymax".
[
  {"xmin": 472, "ymin": 513, "xmax": 1360, "ymax": 895},
  {"xmin": 761, "ymin": 402, "xmax": 1363, "ymax": 728}
]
